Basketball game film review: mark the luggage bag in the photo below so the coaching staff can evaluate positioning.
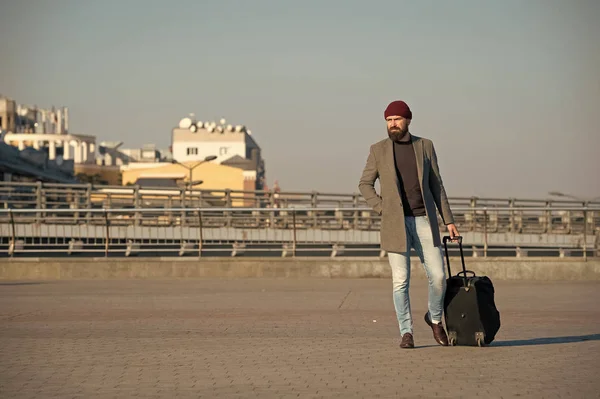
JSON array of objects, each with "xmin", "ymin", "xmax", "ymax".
[{"xmin": 442, "ymin": 236, "xmax": 501, "ymax": 346}]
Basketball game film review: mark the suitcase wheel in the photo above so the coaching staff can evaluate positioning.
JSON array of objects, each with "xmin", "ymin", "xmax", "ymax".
[
  {"xmin": 448, "ymin": 331, "xmax": 457, "ymax": 346},
  {"xmin": 475, "ymin": 332, "xmax": 485, "ymax": 347}
]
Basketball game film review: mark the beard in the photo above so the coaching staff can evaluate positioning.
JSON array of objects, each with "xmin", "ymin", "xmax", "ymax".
[{"xmin": 387, "ymin": 127, "xmax": 409, "ymax": 142}]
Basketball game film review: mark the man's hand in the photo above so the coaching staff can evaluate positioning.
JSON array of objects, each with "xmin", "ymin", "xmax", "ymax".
[{"xmin": 447, "ymin": 223, "xmax": 460, "ymax": 241}]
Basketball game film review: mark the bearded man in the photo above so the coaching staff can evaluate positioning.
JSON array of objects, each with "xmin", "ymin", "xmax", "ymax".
[{"xmin": 358, "ymin": 100, "xmax": 459, "ymax": 349}]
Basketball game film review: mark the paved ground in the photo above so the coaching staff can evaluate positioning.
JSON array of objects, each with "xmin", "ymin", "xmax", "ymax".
[{"xmin": 0, "ymin": 278, "xmax": 599, "ymax": 399}]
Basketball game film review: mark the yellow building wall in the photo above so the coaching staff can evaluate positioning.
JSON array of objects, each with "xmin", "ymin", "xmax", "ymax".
[{"xmin": 121, "ymin": 162, "xmax": 245, "ymax": 191}]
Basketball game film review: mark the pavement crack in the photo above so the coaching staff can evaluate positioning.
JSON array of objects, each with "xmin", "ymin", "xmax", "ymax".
[{"xmin": 338, "ymin": 289, "xmax": 352, "ymax": 309}]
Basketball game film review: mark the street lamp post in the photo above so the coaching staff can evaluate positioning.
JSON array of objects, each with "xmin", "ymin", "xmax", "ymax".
[{"xmin": 172, "ymin": 155, "xmax": 217, "ymax": 188}]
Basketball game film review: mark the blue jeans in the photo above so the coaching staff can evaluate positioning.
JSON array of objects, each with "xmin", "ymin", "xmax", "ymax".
[{"xmin": 388, "ymin": 216, "xmax": 446, "ymax": 335}]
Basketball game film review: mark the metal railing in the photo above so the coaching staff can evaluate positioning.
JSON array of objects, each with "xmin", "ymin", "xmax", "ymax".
[
  {"xmin": 1, "ymin": 206, "xmax": 599, "ymax": 259},
  {"xmin": 2, "ymin": 181, "xmax": 599, "ymax": 211}
]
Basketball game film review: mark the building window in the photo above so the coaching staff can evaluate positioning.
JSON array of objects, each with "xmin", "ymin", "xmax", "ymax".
[
  {"xmin": 186, "ymin": 147, "xmax": 198, "ymax": 155},
  {"xmin": 219, "ymin": 146, "xmax": 229, "ymax": 155}
]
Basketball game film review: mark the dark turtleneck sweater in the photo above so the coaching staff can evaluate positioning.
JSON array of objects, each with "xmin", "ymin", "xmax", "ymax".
[{"xmin": 392, "ymin": 133, "xmax": 426, "ymax": 217}]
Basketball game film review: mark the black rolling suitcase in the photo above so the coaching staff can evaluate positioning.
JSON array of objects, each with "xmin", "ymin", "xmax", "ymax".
[{"xmin": 442, "ymin": 236, "xmax": 500, "ymax": 346}]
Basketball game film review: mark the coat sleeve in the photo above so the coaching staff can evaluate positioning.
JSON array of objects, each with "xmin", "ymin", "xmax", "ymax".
[
  {"xmin": 358, "ymin": 145, "xmax": 383, "ymax": 215},
  {"xmin": 428, "ymin": 142, "xmax": 455, "ymax": 225}
]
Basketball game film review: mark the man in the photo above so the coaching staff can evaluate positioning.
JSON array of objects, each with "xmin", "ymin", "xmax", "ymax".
[{"xmin": 358, "ymin": 100, "xmax": 459, "ymax": 349}]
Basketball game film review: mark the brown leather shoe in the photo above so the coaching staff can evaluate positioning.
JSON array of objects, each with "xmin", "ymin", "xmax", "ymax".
[
  {"xmin": 424, "ymin": 313, "xmax": 449, "ymax": 346},
  {"xmin": 400, "ymin": 333, "xmax": 414, "ymax": 349}
]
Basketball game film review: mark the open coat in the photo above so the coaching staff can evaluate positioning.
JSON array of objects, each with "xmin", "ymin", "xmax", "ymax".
[{"xmin": 358, "ymin": 135, "xmax": 455, "ymax": 253}]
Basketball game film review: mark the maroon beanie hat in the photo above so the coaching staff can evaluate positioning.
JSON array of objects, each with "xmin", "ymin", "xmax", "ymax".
[{"xmin": 384, "ymin": 100, "xmax": 412, "ymax": 120}]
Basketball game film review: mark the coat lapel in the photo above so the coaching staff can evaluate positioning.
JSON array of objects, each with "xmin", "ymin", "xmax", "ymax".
[
  {"xmin": 383, "ymin": 139, "xmax": 399, "ymax": 188},
  {"xmin": 412, "ymin": 135, "xmax": 425, "ymax": 191}
]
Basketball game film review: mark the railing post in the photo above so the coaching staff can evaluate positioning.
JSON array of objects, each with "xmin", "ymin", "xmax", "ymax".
[
  {"xmin": 225, "ymin": 189, "xmax": 232, "ymax": 227},
  {"xmin": 9, "ymin": 209, "xmax": 15, "ymax": 258},
  {"xmin": 180, "ymin": 187, "xmax": 186, "ymax": 227},
  {"xmin": 311, "ymin": 191, "xmax": 318, "ymax": 227},
  {"xmin": 544, "ymin": 200, "xmax": 551, "ymax": 234},
  {"xmin": 594, "ymin": 229, "xmax": 600, "ymax": 259},
  {"xmin": 197, "ymin": 210, "xmax": 203, "ymax": 257},
  {"xmin": 484, "ymin": 207, "xmax": 488, "ymax": 258},
  {"xmin": 133, "ymin": 185, "xmax": 141, "ymax": 226},
  {"xmin": 292, "ymin": 209, "xmax": 297, "ymax": 257},
  {"xmin": 35, "ymin": 181, "xmax": 42, "ymax": 223},
  {"xmin": 85, "ymin": 183, "xmax": 92, "ymax": 223},
  {"xmin": 266, "ymin": 191, "xmax": 275, "ymax": 227},
  {"xmin": 104, "ymin": 209, "xmax": 110, "ymax": 257},
  {"xmin": 509, "ymin": 198, "xmax": 515, "ymax": 233},
  {"xmin": 470, "ymin": 197, "xmax": 477, "ymax": 232},
  {"xmin": 583, "ymin": 207, "xmax": 587, "ymax": 261},
  {"xmin": 352, "ymin": 194, "xmax": 359, "ymax": 229},
  {"xmin": 72, "ymin": 190, "xmax": 80, "ymax": 224}
]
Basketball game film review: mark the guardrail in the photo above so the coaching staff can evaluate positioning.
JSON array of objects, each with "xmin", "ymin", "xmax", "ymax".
[
  {"xmin": 2, "ymin": 181, "xmax": 599, "ymax": 210},
  {"xmin": 1, "ymin": 206, "xmax": 599, "ymax": 259}
]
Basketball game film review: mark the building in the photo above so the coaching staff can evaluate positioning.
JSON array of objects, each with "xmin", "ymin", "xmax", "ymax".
[
  {"xmin": 121, "ymin": 144, "xmax": 171, "ymax": 164},
  {"xmin": 121, "ymin": 161, "xmax": 256, "ymax": 194},
  {"xmin": 0, "ymin": 97, "xmax": 16, "ymax": 132},
  {"xmin": 171, "ymin": 115, "xmax": 265, "ymax": 190},
  {"xmin": 116, "ymin": 114, "xmax": 268, "ymax": 204},
  {"xmin": 0, "ymin": 95, "xmax": 90, "ymax": 183},
  {"xmin": 0, "ymin": 130, "xmax": 78, "ymax": 183},
  {"xmin": 0, "ymin": 95, "xmax": 129, "ymax": 185},
  {"xmin": 1, "ymin": 95, "xmax": 68, "ymax": 134},
  {"xmin": 92, "ymin": 142, "xmax": 172, "ymax": 185},
  {"xmin": 1, "ymin": 95, "xmax": 97, "ymax": 167},
  {"xmin": 97, "ymin": 142, "xmax": 171, "ymax": 166}
]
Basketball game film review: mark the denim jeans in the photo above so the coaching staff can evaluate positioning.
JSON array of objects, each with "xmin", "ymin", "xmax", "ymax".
[{"xmin": 388, "ymin": 216, "xmax": 446, "ymax": 335}]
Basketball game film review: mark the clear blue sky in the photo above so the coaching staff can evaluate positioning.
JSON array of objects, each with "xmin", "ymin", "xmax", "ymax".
[{"xmin": 1, "ymin": 0, "xmax": 598, "ymax": 199}]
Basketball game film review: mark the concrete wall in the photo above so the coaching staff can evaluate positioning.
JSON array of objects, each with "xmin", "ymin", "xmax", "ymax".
[{"xmin": 1, "ymin": 257, "xmax": 598, "ymax": 280}]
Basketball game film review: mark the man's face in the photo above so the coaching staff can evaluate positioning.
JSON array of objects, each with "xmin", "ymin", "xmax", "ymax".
[{"xmin": 386, "ymin": 116, "xmax": 411, "ymax": 141}]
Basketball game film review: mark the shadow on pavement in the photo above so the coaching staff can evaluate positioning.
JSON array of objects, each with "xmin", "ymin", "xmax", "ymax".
[{"xmin": 492, "ymin": 334, "xmax": 600, "ymax": 347}]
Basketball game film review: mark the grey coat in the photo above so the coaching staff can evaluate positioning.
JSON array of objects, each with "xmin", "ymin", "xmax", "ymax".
[{"xmin": 358, "ymin": 135, "xmax": 455, "ymax": 253}]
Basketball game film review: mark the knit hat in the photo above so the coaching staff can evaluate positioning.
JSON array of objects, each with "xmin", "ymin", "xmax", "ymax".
[{"xmin": 384, "ymin": 101, "xmax": 412, "ymax": 120}]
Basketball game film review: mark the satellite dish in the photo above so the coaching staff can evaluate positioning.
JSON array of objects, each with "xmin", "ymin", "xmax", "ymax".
[
  {"xmin": 220, "ymin": 118, "xmax": 226, "ymax": 125},
  {"xmin": 190, "ymin": 124, "xmax": 197, "ymax": 133},
  {"xmin": 247, "ymin": 130, "xmax": 252, "ymax": 135},
  {"xmin": 179, "ymin": 117, "xmax": 192, "ymax": 129},
  {"xmin": 207, "ymin": 126, "xmax": 215, "ymax": 133},
  {"xmin": 227, "ymin": 124, "xmax": 233, "ymax": 132},
  {"xmin": 197, "ymin": 121, "xmax": 204, "ymax": 129},
  {"xmin": 217, "ymin": 126, "xmax": 224, "ymax": 133},
  {"xmin": 235, "ymin": 125, "xmax": 243, "ymax": 132}
]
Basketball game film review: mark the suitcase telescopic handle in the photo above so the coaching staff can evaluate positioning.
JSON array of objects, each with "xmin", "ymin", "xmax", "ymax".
[{"xmin": 443, "ymin": 235, "xmax": 469, "ymax": 287}]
